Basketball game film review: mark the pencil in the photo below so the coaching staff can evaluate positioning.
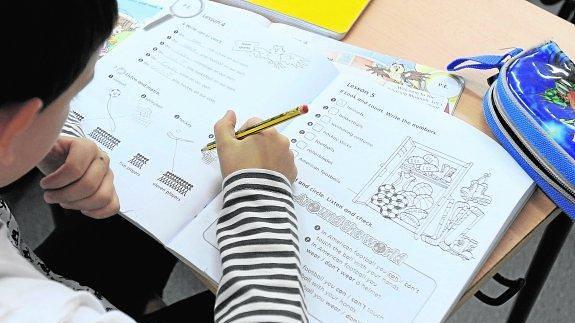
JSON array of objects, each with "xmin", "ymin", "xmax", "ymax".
[{"xmin": 201, "ymin": 105, "xmax": 309, "ymax": 152}]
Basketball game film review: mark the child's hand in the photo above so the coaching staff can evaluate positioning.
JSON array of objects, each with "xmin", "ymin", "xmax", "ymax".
[
  {"xmin": 38, "ymin": 136, "xmax": 120, "ymax": 219},
  {"xmin": 214, "ymin": 110, "xmax": 297, "ymax": 183}
]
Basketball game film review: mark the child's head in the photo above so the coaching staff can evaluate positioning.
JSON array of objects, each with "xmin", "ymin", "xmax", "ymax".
[{"xmin": 0, "ymin": 0, "xmax": 118, "ymax": 187}]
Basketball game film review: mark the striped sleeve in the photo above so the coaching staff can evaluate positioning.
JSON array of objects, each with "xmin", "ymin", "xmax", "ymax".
[
  {"xmin": 214, "ymin": 169, "xmax": 308, "ymax": 323},
  {"xmin": 60, "ymin": 110, "xmax": 86, "ymax": 138}
]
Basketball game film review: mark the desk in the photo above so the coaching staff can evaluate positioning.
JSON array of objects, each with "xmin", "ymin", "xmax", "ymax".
[
  {"xmin": 345, "ymin": 0, "xmax": 575, "ymax": 319},
  {"xmin": 191, "ymin": 0, "xmax": 574, "ymax": 320}
]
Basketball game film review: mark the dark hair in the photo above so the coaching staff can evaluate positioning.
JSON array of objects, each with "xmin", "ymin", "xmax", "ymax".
[{"xmin": 0, "ymin": 0, "xmax": 118, "ymax": 108}]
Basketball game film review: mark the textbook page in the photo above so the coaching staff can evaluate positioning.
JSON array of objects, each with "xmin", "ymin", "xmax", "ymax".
[
  {"xmin": 268, "ymin": 23, "xmax": 464, "ymax": 114},
  {"xmin": 71, "ymin": 1, "xmax": 338, "ymax": 243},
  {"xmin": 169, "ymin": 73, "xmax": 534, "ymax": 322},
  {"xmin": 102, "ymin": 0, "xmax": 272, "ymax": 56}
]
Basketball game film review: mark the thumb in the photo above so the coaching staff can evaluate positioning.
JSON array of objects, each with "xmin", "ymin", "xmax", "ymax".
[
  {"xmin": 214, "ymin": 110, "xmax": 237, "ymax": 146},
  {"xmin": 37, "ymin": 136, "xmax": 74, "ymax": 177}
]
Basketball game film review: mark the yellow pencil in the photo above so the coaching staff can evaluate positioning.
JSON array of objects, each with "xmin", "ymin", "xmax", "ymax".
[{"xmin": 201, "ymin": 105, "xmax": 309, "ymax": 152}]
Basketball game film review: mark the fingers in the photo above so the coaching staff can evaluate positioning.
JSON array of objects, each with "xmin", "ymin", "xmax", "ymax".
[
  {"xmin": 81, "ymin": 189, "xmax": 120, "ymax": 219},
  {"xmin": 214, "ymin": 110, "xmax": 237, "ymax": 147},
  {"xmin": 43, "ymin": 153, "xmax": 110, "ymax": 203},
  {"xmin": 239, "ymin": 117, "xmax": 280, "ymax": 140},
  {"xmin": 58, "ymin": 170, "xmax": 115, "ymax": 210},
  {"xmin": 286, "ymin": 140, "xmax": 298, "ymax": 183},
  {"xmin": 239, "ymin": 117, "xmax": 263, "ymax": 131},
  {"xmin": 278, "ymin": 134, "xmax": 290, "ymax": 148},
  {"xmin": 40, "ymin": 138, "xmax": 100, "ymax": 190}
]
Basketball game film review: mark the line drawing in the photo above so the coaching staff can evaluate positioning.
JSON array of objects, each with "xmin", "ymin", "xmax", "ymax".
[
  {"xmin": 88, "ymin": 127, "xmax": 121, "ymax": 151},
  {"xmin": 203, "ymin": 219, "xmax": 218, "ymax": 250},
  {"xmin": 353, "ymin": 137, "xmax": 488, "ymax": 260},
  {"xmin": 128, "ymin": 153, "xmax": 150, "ymax": 169},
  {"xmin": 157, "ymin": 171, "xmax": 193, "ymax": 197},
  {"xmin": 132, "ymin": 97, "xmax": 153, "ymax": 128},
  {"xmin": 79, "ymin": 95, "xmax": 153, "ymax": 127},
  {"xmin": 460, "ymin": 173, "xmax": 493, "ymax": 206},
  {"xmin": 233, "ymin": 41, "xmax": 309, "ymax": 70},
  {"xmin": 420, "ymin": 199, "xmax": 483, "ymax": 260},
  {"xmin": 70, "ymin": 110, "xmax": 85, "ymax": 122},
  {"xmin": 106, "ymin": 89, "xmax": 121, "ymax": 132},
  {"xmin": 166, "ymin": 130, "xmax": 194, "ymax": 172},
  {"xmin": 201, "ymin": 150, "xmax": 218, "ymax": 165}
]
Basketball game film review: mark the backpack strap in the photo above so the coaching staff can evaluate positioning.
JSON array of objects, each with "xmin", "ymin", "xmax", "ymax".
[{"xmin": 447, "ymin": 48, "xmax": 523, "ymax": 71}]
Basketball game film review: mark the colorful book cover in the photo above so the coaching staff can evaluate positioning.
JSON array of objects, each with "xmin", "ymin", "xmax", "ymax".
[{"xmin": 101, "ymin": 0, "xmax": 166, "ymax": 56}]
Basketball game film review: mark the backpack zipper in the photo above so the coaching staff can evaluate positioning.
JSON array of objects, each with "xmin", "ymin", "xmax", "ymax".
[
  {"xmin": 496, "ymin": 44, "xmax": 575, "ymax": 189},
  {"xmin": 488, "ymin": 85, "xmax": 575, "ymax": 202}
]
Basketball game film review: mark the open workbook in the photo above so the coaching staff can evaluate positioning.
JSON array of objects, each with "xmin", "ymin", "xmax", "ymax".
[{"xmin": 71, "ymin": 2, "xmax": 534, "ymax": 322}]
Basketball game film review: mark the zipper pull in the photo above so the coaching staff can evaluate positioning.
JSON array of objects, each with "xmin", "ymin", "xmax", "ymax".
[{"xmin": 447, "ymin": 48, "xmax": 523, "ymax": 71}]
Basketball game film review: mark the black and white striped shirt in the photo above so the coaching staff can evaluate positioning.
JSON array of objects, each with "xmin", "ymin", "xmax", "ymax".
[{"xmin": 215, "ymin": 169, "xmax": 308, "ymax": 322}]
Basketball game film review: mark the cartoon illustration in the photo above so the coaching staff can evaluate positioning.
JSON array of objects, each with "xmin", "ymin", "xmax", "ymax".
[
  {"xmin": 421, "ymin": 199, "xmax": 482, "ymax": 260},
  {"xmin": 233, "ymin": 41, "xmax": 309, "ymax": 69},
  {"xmin": 353, "ymin": 137, "xmax": 492, "ymax": 260},
  {"xmin": 366, "ymin": 63, "xmax": 430, "ymax": 91},
  {"xmin": 101, "ymin": 14, "xmax": 138, "ymax": 55},
  {"xmin": 461, "ymin": 173, "xmax": 492, "ymax": 206},
  {"xmin": 542, "ymin": 52, "xmax": 575, "ymax": 111}
]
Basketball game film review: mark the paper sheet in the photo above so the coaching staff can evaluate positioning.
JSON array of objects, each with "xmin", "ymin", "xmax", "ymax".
[
  {"xmin": 72, "ymin": 1, "xmax": 338, "ymax": 242},
  {"xmin": 170, "ymin": 73, "xmax": 534, "ymax": 322}
]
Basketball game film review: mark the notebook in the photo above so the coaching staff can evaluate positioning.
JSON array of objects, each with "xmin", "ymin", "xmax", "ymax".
[
  {"xmin": 214, "ymin": 0, "xmax": 373, "ymax": 40},
  {"xmin": 104, "ymin": 0, "xmax": 464, "ymax": 114},
  {"xmin": 72, "ymin": 2, "xmax": 534, "ymax": 322}
]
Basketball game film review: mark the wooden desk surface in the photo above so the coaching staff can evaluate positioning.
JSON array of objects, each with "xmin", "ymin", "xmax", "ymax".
[{"xmin": 343, "ymin": 0, "xmax": 574, "ymax": 308}]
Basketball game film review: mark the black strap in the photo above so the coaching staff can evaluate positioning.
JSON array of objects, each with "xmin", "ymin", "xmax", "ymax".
[{"xmin": 475, "ymin": 273, "xmax": 526, "ymax": 306}]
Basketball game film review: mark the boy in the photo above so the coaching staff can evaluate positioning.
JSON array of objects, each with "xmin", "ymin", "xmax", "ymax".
[{"xmin": 0, "ymin": 1, "xmax": 306, "ymax": 322}]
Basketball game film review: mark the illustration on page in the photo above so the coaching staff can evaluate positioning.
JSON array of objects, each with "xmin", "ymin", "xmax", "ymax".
[
  {"xmin": 233, "ymin": 41, "xmax": 309, "ymax": 70},
  {"xmin": 353, "ymin": 137, "xmax": 494, "ymax": 260},
  {"xmin": 365, "ymin": 62, "xmax": 430, "ymax": 92}
]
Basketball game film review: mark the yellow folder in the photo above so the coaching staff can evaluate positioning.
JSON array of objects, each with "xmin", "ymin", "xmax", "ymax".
[{"xmin": 220, "ymin": 0, "xmax": 372, "ymax": 39}]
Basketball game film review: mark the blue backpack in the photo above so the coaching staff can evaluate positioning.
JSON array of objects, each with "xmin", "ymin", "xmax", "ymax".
[{"xmin": 447, "ymin": 41, "xmax": 575, "ymax": 219}]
